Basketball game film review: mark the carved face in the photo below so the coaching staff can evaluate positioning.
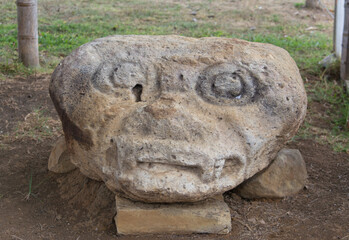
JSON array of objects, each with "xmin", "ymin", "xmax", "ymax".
[{"xmin": 50, "ymin": 36, "xmax": 307, "ymax": 202}]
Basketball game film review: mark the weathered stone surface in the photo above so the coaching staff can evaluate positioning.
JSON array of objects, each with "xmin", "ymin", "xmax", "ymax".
[
  {"xmin": 236, "ymin": 148, "xmax": 308, "ymax": 199},
  {"xmin": 114, "ymin": 194, "xmax": 231, "ymax": 235},
  {"xmin": 50, "ymin": 35, "xmax": 307, "ymax": 202},
  {"xmin": 48, "ymin": 136, "xmax": 76, "ymax": 173}
]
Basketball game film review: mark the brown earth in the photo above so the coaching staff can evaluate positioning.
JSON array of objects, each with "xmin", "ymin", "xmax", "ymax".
[{"xmin": 0, "ymin": 71, "xmax": 348, "ymax": 240}]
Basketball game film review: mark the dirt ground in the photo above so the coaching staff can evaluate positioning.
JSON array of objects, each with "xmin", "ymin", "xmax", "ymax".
[
  {"xmin": 0, "ymin": 75, "xmax": 348, "ymax": 240},
  {"xmin": 1, "ymin": 1, "xmax": 349, "ymax": 239}
]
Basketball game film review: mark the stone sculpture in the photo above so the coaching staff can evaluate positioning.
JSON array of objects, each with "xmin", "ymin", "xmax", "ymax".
[{"xmin": 49, "ymin": 35, "xmax": 307, "ymax": 204}]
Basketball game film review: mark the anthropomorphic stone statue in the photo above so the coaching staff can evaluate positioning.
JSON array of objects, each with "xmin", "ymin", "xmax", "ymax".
[{"xmin": 49, "ymin": 35, "xmax": 307, "ymax": 203}]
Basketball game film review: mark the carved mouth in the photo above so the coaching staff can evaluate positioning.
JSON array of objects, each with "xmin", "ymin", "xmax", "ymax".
[
  {"xmin": 116, "ymin": 136, "xmax": 245, "ymax": 182},
  {"xmin": 136, "ymin": 156, "xmax": 243, "ymax": 182}
]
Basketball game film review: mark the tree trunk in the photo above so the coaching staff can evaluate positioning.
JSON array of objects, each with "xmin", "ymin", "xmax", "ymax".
[
  {"xmin": 305, "ymin": 0, "xmax": 320, "ymax": 9},
  {"xmin": 17, "ymin": 0, "xmax": 39, "ymax": 68}
]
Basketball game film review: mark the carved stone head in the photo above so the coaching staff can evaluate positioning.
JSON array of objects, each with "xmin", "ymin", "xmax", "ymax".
[{"xmin": 50, "ymin": 36, "xmax": 306, "ymax": 202}]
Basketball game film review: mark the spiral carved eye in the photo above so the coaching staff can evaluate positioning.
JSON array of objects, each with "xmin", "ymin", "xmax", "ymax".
[
  {"xmin": 212, "ymin": 72, "xmax": 243, "ymax": 99},
  {"xmin": 196, "ymin": 63, "xmax": 259, "ymax": 106}
]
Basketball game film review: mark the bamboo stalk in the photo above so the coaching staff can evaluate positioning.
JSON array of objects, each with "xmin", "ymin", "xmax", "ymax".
[
  {"xmin": 17, "ymin": 0, "xmax": 39, "ymax": 68},
  {"xmin": 341, "ymin": 0, "xmax": 349, "ymax": 81}
]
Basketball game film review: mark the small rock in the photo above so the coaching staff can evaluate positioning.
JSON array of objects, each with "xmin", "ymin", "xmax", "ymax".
[
  {"xmin": 48, "ymin": 136, "xmax": 76, "ymax": 173},
  {"xmin": 247, "ymin": 218, "xmax": 257, "ymax": 224},
  {"xmin": 318, "ymin": 53, "xmax": 337, "ymax": 68},
  {"xmin": 192, "ymin": 17, "xmax": 197, "ymax": 22},
  {"xmin": 305, "ymin": 26, "xmax": 317, "ymax": 31},
  {"xmin": 208, "ymin": 14, "xmax": 215, "ymax": 18},
  {"xmin": 235, "ymin": 149, "xmax": 308, "ymax": 199},
  {"xmin": 190, "ymin": 11, "xmax": 197, "ymax": 16}
]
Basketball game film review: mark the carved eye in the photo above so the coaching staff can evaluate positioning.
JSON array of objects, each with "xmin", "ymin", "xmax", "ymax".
[
  {"xmin": 212, "ymin": 72, "xmax": 243, "ymax": 99},
  {"xmin": 196, "ymin": 63, "xmax": 259, "ymax": 106}
]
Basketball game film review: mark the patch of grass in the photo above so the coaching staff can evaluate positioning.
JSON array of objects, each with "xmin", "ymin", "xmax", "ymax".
[
  {"xmin": 320, "ymin": 58, "xmax": 341, "ymax": 81},
  {"xmin": 294, "ymin": 2, "xmax": 305, "ymax": 9},
  {"xmin": 0, "ymin": 0, "xmax": 332, "ymax": 78},
  {"xmin": 270, "ymin": 14, "xmax": 281, "ymax": 23},
  {"xmin": 0, "ymin": 61, "xmax": 36, "ymax": 79},
  {"xmin": 24, "ymin": 171, "xmax": 33, "ymax": 201},
  {"xmin": 240, "ymin": 31, "xmax": 331, "ymax": 76},
  {"xmin": 314, "ymin": 81, "xmax": 349, "ymax": 130},
  {"xmin": 315, "ymin": 24, "xmax": 326, "ymax": 31},
  {"xmin": 0, "ymin": 143, "xmax": 10, "ymax": 151},
  {"xmin": 22, "ymin": 170, "xmax": 48, "ymax": 201},
  {"xmin": 293, "ymin": 121, "xmax": 313, "ymax": 140},
  {"xmin": 8, "ymin": 108, "xmax": 62, "ymax": 142},
  {"xmin": 301, "ymin": 80, "xmax": 349, "ymax": 152}
]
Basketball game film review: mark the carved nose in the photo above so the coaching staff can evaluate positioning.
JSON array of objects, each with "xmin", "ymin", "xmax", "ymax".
[
  {"xmin": 144, "ymin": 97, "xmax": 177, "ymax": 120},
  {"xmin": 121, "ymin": 93, "xmax": 209, "ymax": 142}
]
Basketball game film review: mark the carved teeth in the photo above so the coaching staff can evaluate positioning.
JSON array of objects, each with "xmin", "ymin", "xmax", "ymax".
[
  {"xmin": 214, "ymin": 158, "xmax": 225, "ymax": 179},
  {"xmin": 117, "ymin": 136, "xmax": 239, "ymax": 182},
  {"xmin": 201, "ymin": 159, "xmax": 226, "ymax": 182},
  {"xmin": 200, "ymin": 165, "xmax": 214, "ymax": 182}
]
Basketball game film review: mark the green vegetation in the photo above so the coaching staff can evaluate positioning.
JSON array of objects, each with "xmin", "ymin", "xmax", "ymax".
[
  {"xmin": 242, "ymin": 32, "xmax": 330, "ymax": 75},
  {"xmin": 24, "ymin": 171, "xmax": 33, "ymax": 200},
  {"xmin": 0, "ymin": 0, "xmax": 347, "ymax": 152},
  {"xmin": 0, "ymin": 0, "xmax": 332, "ymax": 78},
  {"xmin": 293, "ymin": 82, "xmax": 349, "ymax": 153},
  {"xmin": 9, "ymin": 108, "xmax": 62, "ymax": 142},
  {"xmin": 292, "ymin": 58, "xmax": 349, "ymax": 153},
  {"xmin": 270, "ymin": 14, "xmax": 281, "ymax": 23},
  {"xmin": 304, "ymin": 79, "xmax": 349, "ymax": 152},
  {"xmin": 294, "ymin": 2, "xmax": 305, "ymax": 9}
]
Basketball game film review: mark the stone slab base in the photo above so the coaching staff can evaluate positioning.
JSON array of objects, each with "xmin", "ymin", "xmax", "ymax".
[{"xmin": 114, "ymin": 195, "xmax": 231, "ymax": 235}]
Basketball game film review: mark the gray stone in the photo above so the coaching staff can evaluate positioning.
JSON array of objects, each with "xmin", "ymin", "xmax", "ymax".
[
  {"xmin": 48, "ymin": 136, "xmax": 76, "ymax": 173},
  {"xmin": 236, "ymin": 148, "xmax": 308, "ymax": 199},
  {"xmin": 50, "ymin": 35, "xmax": 307, "ymax": 202},
  {"xmin": 114, "ymin": 194, "xmax": 231, "ymax": 235},
  {"xmin": 318, "ymin": 53, "xmax": 337, "ymax": 68}
]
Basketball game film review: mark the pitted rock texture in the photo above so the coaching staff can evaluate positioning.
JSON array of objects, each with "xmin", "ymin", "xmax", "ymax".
[{"xmin": 50, "ymin": 35, "xmax": 307, "ymax": 203}]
